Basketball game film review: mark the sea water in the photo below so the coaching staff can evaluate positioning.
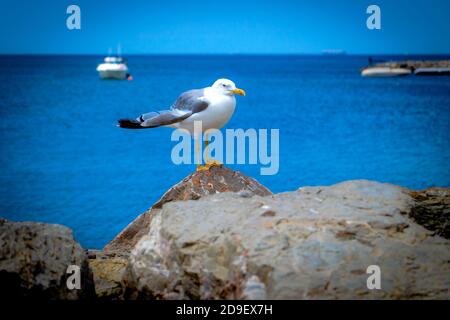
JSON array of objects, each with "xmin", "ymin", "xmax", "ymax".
[{"xmin": 0, "ymin": 55, "xmax": 449, "ymax": 248}]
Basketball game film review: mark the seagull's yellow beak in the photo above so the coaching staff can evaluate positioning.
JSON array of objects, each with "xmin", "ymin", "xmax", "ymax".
[{"xmin": 232, "ymin": 88, "xmax": 246, "ymax": 96}]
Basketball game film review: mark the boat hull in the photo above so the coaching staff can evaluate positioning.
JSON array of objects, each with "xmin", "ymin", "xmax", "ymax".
[
  {"xmin": 98, "ymin": 70, "xmax": 128, "ymax": 80},
  {"xmin": 96, "ymin": 62, "xmax": 129, "ymax": 80},
  {"xmin": 361, "ymin": 67, "xmax": 411, "ymax": 77}
]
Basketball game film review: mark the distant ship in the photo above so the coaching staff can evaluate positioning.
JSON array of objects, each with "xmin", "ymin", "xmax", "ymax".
[
  {"xmin": 321, "ymin": 49, "xmax": 346, "ymax": 56},
  {"xmin": 96, "ymin": 46, "xmax": 132, "ymax": 80}
]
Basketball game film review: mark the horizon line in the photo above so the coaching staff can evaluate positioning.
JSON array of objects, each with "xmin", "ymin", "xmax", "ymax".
[{"xmin": 1, "ymin": 53, "xmax": 450, "ymax": 57}]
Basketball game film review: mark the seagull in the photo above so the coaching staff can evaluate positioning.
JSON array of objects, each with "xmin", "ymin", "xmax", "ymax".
[{"xmin": 118, "ymin": 78, "xmax": 246, "ymax": 171}]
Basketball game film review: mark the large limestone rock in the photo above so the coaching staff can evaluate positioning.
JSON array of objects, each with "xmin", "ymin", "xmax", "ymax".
[
  {"xmin": 124, "ymin": 180, "xmax": 450, "ymax": 299},
  {"xmin": 0, "ymin": 219, "xmax": 94, "ymax": 299},
  {"xmin": 95, "ymin": 165, "xmax": 271, "ymax": 299},
  {"xmin": 104, "ymin": 165, "xmax": 272, "ymax": 253}
]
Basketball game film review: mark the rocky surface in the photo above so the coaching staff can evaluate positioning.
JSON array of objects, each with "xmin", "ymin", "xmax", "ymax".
[
  {"xmin": 1, "ymin": 167, "xmax": 449, "ymax": 299},
  {"xmin": 87, "ymin": 250, "xmax": 128, "ymax": 299},
  {"xmin": 104, "ymin": 165, "xmax": 272, "ymax": 253},
  {"xmin": 124, "ymin": 180, "xmax": 450, "ymax": 299},
  {"xmin": 410, "ymin": 188, "xmax": 450, "ymax": 239},
  {"xmin": 0, "ymin": 219, "xmax": 94, "ymax": 299},
  {"xmin": 92, "ymin": 166, "xmax": 271, "ymax": 299}
]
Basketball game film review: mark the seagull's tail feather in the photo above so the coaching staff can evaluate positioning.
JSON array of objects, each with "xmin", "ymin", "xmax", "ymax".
[{"xmin": 118, "ymin": 119, "xmax": 147, "ymax": 129}]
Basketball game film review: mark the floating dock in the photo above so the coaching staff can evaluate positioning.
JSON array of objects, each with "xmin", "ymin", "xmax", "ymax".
[
  {"xmin": 414, "ymin": 67, "xmax": 450, "ymax": 75},
  {"xmin": 361, "ymin": 60, "xmax": 450, "ymax": 77}
]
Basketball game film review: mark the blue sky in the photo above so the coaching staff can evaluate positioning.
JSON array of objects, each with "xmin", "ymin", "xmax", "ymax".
[{"xmin": 0, "ymin": 0, "xmax": 449, "ymax": 54}]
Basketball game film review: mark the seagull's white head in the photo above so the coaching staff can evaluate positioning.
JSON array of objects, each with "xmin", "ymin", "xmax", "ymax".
[{"xmin": 212, "ymin": 78, "xmax": 246, "ymax": 96}]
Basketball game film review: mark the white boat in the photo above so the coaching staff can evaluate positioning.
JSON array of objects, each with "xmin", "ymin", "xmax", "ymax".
[
  {"xmin": 361, "ymin": 67, "xmax": 411, "ymax": 77},
  {"xmin": 96, "ymin": 56, "xmax": 130, "ymax": 80}
]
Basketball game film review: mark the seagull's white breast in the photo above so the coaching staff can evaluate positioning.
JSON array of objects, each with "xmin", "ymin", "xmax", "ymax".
[{"xmin": 175, "ymin": 87, "xmax": 236, "ymax": 136}]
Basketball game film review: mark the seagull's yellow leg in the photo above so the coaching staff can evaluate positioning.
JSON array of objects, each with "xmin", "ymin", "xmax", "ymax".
[
  {"xmin": 204, "ymin": 137, "xmax": 222, "ymax": 167},
  {"xmin": 204, "ymin": 139, "xmax": 210, "ymax": 163},
  {"xmin": 196, "ymin": 137, "xmax": 209, "ymax": 171},
  {"xmin": 195, "ymin": 136, "xmax": 221, "ymax": 172},
  {"xmin": 195, "ymin": 137, "xmax": 202, "ymax": 171}
]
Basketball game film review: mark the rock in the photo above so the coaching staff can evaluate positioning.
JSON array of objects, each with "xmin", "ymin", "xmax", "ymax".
[
  {"xmin": 409, "ymin": 188, "xmax": 450, "ymax": 239},
  {"xmin": 98, "ymin": 166, "xmax": 272, "ymax": 299},
  {"xmin": 87, "ymin": 250, "xmax": 128, "ymax": 299},
  {"xmin": 0, "ymin": 219, "xmax": 94, "ymax": 299},
  {"xmin": 124, "ymin": 180, "xmax": 450, "ymax": 299},
  {"xmin": 3, "ymin": 166, "xmax": 447, "ymax": 300},
  {"xmin": 104, "ymin": 165, "xmax": 272, "ymax": 253}
]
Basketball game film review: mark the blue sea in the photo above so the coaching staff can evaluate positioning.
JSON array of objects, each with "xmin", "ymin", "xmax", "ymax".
[{"xmin": 0, "ymin": 55, "xmax": 449, "ymax": 249}]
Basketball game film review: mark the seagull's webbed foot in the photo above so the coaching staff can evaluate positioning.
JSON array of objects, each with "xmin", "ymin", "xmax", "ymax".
[
  {"xmin": 205, "ymin": 159, "xmax": 222, "ymax": 166},
  {"xmin": 196, "ymin": 159, "xmax": 222, "ymax": 172},
  {"xmin": 196, "ymin": 137, "xmax": 222, "ymax": 171},
  {"xmin": 196, "ymin": 164, "xmax": 210, "ymax": 172}
]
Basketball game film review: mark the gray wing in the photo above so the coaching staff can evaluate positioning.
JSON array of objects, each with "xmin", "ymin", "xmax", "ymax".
[
  {"xmin": 137, "ymin": 110, "xmax": 192, "ymax": 128},
  {"xmin": 121, "ymin": 88, "xmax": 209, "ymax": 129},
  {"xmin": 171, "ymin": 88, "xmax": 209, "ymax": 114}
]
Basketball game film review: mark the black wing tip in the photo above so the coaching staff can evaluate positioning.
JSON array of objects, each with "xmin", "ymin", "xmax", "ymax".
[{"xmin": 118, "ymin": 119, "xmax": 144, "ymax": 129}]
